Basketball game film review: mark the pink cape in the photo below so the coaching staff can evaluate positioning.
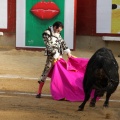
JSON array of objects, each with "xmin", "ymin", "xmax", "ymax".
[{"xmin": 48, "ymin": 57, "xmax": 91, "ymax": 101}]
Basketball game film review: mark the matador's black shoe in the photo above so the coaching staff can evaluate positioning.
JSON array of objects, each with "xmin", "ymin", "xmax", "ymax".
[{"xmin": 36, "ymin": 94, "xmax": 41, "ymax": 98}]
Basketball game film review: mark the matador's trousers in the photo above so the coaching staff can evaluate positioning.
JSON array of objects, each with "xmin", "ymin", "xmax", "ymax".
[{"xmin": 38, "ymin": 56, "xmax": 54, "ymax": 83}]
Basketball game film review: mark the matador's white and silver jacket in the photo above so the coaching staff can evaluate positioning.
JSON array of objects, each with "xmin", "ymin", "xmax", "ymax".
[{"xmin": 42, "ymin": 26, "xmax": 71, "ymax": 59}]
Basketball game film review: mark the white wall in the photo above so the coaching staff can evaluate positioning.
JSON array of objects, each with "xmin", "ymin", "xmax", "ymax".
[{"xmin": 0, "ymin": 0, "xmax": 7, "ymax": 29}]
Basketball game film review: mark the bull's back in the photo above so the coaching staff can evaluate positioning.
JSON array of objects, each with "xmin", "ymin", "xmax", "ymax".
[{"xmin": 83, "ymin": 47, "xmax": 119, "ymax": 91}]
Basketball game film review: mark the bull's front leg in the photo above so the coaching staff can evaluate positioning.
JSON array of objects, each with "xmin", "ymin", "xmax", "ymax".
[
  {"xmin": 78, "ymin": 89, "xmax": 92, "ymax": 111},
  {"xmin": 78, "ymin": 97, "xmax": 89, "ymax": 111},
  {"xmin": 103, "ymin": 92, "xmax": 111, "ymax": 107},
  {"xmin": 89, "ymin": 90, "xmax": 98, "ymax": 107}
]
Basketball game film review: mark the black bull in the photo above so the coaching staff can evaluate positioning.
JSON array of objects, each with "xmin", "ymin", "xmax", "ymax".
[{"xmin": 78, "ymin": 47, "xmax": 119, "ymax": 111}]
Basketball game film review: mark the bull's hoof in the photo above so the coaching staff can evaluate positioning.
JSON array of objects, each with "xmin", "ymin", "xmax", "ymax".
[
  {"xmin": 89, "ymin": 102, "xmax": 95, "ymax": 107},
  {"xmin": 77, "ymin": 107, "xmax": 84, "ymax": 111},
  {"xmin": 103, "ymin": 103, "xmax": 109, "ymax": 107},
  {"xmin": 89, "ymin": 104, "xmax": 95, "ymax": 107}
]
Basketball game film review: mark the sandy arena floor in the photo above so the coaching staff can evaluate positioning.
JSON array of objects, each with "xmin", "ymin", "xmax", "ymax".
[{"xmin": 0, "ymin": 48, "xmax": 119, "ymax": 120}]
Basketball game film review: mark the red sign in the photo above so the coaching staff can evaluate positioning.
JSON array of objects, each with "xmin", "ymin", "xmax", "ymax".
[{"xmin": 31, "ymin": 1, "xmax": 60, "ymax": 20}]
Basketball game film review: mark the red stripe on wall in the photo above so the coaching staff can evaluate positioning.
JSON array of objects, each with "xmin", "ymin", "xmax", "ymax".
[
  {"xmin": 76, "ymin": 0, "xmax": 96, "ymax": 35},
  {"xmin": 0, "ymin": 0, "xmax": 16, "ymax": 32},
  {"xmin": 73, "ymin": 0, "xmax": 77, "ymax": 49}
]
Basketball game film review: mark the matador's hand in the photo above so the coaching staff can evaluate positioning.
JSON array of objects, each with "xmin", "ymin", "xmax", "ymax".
[{"xmin": 67, "ymin": 53, "xmax": 72, "ymax": 58}]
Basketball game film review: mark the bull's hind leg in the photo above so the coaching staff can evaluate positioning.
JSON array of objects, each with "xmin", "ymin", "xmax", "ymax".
[{"xmin": 103, "ymin": 92, "xmax": 111, "ymax": 107}]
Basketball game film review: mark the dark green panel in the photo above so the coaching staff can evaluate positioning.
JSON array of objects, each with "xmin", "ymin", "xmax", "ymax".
[{"xmin": 26, "ymin": 0, "xmax": 65, "ymax": 47}]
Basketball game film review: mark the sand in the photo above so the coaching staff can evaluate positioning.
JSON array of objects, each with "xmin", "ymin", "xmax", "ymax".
[{"xmin": 0, "ymin": 48, "xmax": 119, "ymax": 120}]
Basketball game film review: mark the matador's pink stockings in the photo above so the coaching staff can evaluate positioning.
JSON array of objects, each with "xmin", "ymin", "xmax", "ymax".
[{"xmin": 37, "ymin": 82, "xmax": 44, "ymax": 94}]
